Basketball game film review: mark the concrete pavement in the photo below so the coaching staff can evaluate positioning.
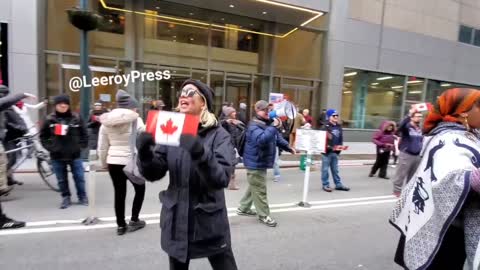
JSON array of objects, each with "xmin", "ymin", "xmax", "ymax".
[{"xmin": 0, "ymin": 165, "xmax": 404, "ymax": 270}]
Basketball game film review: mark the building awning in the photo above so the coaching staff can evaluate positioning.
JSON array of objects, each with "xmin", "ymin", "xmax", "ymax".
[{"xmin": 100, "ymin": 0, "xmax": 325, "ymax": 38}]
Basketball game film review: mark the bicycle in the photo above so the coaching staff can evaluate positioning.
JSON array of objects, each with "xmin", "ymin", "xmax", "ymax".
[{"xmin": 5, "ymin": 134, "xmax": 59, "ymax": 192}]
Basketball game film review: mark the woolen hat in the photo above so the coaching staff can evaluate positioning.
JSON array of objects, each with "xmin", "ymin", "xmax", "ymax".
[
  {"xmin": 180, "ymin": 79, "xmax": 214, "ymax": 113},
  {"xmin": 54, "ymin": 94, "xmax": 71, "ymax": 105},
  {"xmin": 223, "ymin": 106, "xmax": 236, "ymax": 117},
  {"xmin": 116, "ymin": 89, "xmax": 138, "ymax": 109}
]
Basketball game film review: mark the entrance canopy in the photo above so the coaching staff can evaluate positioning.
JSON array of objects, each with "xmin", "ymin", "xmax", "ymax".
[{"xmin": 100, "ymin": 0, "xmax": 325, "ymax": 38}]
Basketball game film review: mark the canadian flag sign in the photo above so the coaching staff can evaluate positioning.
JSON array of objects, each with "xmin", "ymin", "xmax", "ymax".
[
  {"xmin": 54, "ymin": 124, "xmax": 69, "ymax": 136},
  {"xmin": 414, "ymin": 102, "xmax": 432, "ymax": 112},
  {"xmin": 146, "ymin": 110, "xmax": 199, "ymax": 146}
]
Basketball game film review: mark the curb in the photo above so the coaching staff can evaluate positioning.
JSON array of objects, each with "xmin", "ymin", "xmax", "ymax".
[{"xmin": 14, "ymin": 160, "xmax": 376, "ymax": 174}]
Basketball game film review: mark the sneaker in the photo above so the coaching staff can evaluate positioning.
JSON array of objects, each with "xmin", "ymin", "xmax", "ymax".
[
  {"xmin": 379, "ymin": 176, "xmax": 390, "ymax": 180},
  {"xmin": 236, "ymin": 208, "xmax": 257, "ymax": 217},
  {"xmin": 368, "ymin": 173, "xmax": 374, "ymax": 177},
  {"xmin": 117, "ymin": 226, "xmax": 128, "ymax": 236},
  {"xmin": 258, "ymin": 216, "xmax": 277, "ymax": 227},
  {"xmin": 60, "ymin": 197, "xmax": 71, "ymax": 209},
  {"xmin": 335, "ymin": 185, "xmax": 351, "ymax": 191},
  {"xmin": 0, "ymin": 186, "xmax": 13, "ymax": 196},
  {"xmin": 390, "ymin": 165, "xmax": 397, "ymax": 168},
  {"xmin": 128, "ymin": 219, "xmax": 146, "ymax": 232},
  {"xmin": 78, "ymin": 197, "xmax": 89, "ymax": 206},
  {"xmin": 322, "ymin": 186, "xmax": 333, "ymax": 192},
  {"xmin": 0, "ymin": 216, "xmax": 26, "ymax": 230},
  {"xmin": 393, "ymin": 191, "xmax": 401, "ymax": 198},
  {"xmin": 273, "ymin": 175, "xmax": 280, "ymax": 182}
]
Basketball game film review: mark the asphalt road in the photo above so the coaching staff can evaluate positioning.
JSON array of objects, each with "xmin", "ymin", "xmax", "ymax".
[{"xmin": 0, "ymin": 165, "xmax": 404, "ymax": 270}]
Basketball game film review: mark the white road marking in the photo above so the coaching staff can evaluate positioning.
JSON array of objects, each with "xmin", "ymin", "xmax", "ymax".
[
  {"xmin": 24, "ymin": 195, "xmax": 396, "ymax": 227},
  {"xmin": 0, "ymin": 196, "xmax": 396, "ymax": 236}
]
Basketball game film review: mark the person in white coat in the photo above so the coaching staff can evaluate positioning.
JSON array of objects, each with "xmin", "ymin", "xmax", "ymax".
[
  {"xmin": 13, "ymin": 99, "xmax": 48, "ymax": 153},
  {"xmin": 98, "ymin": 90, "xmax": 146, "ymax": 236}
]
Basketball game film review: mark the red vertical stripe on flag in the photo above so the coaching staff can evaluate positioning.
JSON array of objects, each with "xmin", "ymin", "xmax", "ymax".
[
  {"xmin": 146, "ymin": 110, "xmax": 159, "ymax": 138},
  {"xmin": 182, "ymin": 114, "xmax": 199, "ymax": 136},
  {"xmin": 55, "ymin": 124, "xmax": 62, "ymax": 135}
]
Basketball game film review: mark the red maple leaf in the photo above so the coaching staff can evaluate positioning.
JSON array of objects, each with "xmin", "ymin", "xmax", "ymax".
[{"xmin": 160, "ymin": 118, "xmax": 178, "ymax": 141}]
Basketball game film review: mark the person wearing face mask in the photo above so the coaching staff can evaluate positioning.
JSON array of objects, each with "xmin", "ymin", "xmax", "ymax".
[
  {"xmin": 136, "ymin": 79, "xmax": 238, "ymax": 270},
  {"xmin": 392, "ymin": 106, "xmax": 424, "ymax": 197},
  {"xmin": 236, "ymin": 100, "xmax": 296, "ymax": 227},
  {"xmin": 391, "ymin": 88, "xmax": 480, "ymax": 270},
  {"xmin": 40, "ymin": 94, "xmax": 89, "ymax": 209}
]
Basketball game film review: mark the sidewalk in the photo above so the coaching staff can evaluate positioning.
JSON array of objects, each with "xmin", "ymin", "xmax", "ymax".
[{"xmin": 15, "ymin": 154, "xmax": 377, "ymax": 173}]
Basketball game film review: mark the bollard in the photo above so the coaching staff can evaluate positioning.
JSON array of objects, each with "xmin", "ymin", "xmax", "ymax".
[
  {"xmin": 82, "ymin": 150, "xmax": 99, "ymax": 225},
  {"xmin": 298, "ymin": 151, "xmax": 312, "ymax": 208}
]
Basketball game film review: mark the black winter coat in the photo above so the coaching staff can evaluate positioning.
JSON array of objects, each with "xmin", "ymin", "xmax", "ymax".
[
  {"xmin": 87, "ymin": 109, "xmax": 108, "ymax": 150},
  {"xmin": 40, "ymin": 111, "xmax": 88, "ymax": 160},
  {"xmin": 138, "ymin": 124, "xmax": 235, "ymax": 263},
  {"xmin": 4, "ymin": 107, "xmax": 27, "ymax": 142}
]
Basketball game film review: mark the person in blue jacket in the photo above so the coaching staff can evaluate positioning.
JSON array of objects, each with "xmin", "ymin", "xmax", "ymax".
[{"xmin": 237, "ymin": 100, "xmax": 296, "ymax": 227}]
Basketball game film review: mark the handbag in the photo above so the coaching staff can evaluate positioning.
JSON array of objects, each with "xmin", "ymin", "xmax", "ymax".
[{"xmin": 123, "ymin": 119, "xmax": 147, "ymax": 185}]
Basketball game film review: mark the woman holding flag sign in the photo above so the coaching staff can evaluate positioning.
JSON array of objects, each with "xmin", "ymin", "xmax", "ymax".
[{"xmin": 137, "ymin": 80, "xmax": 238, "ymax": 270}]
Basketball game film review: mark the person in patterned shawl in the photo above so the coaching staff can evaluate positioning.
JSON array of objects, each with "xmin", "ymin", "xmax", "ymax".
[{"xmin": 390, "ymin": 88, "xmax": 480, "ymax": 270}]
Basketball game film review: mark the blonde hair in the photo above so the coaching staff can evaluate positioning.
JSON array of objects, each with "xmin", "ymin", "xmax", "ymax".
[{"xmin": 200, "ymin": 109, "xmax": 218, "ymax": 128}]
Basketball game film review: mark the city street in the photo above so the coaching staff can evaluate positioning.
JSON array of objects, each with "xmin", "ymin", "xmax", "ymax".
[{"xmin": 0, "ymin": 164, "xmax": 403, "ymax": 270}]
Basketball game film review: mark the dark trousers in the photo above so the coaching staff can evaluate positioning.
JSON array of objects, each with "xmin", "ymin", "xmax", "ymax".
[
  {"xmin": 394, "ymin": 225, "xmax": 466, "ymax": 269},
  {"xmin": 107, "ymin": 164, "xmax": 145, "ymax": 227},
  {"xmin": 4, "ymin": 140, "xmax": 17, "ymax": 183},
  {"xmin": 169, "ymin": 248, "xmax": 238, "ymax": 270},
  {"xmin": 370, "ymin": 149, "xmax": 391, "ymax": 178}
]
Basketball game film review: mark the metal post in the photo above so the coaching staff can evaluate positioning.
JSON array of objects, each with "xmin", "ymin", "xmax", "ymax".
[
  {"xmin": 79, "ymin": 0, "xmax": 92, "ymax": 122},
  {"xmin": 298, "ymin": 151, "xmax": 312, "ymax": 208},
  {"xmin": 82, "ymin": 150, "xmax": 99, "ymax": 225}
]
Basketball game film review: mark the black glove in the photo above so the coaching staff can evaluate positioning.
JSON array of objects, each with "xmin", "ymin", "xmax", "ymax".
[
  {"xmin": 136, "ymin": 132, "xmax": 155, "ymax": 161},
  {"xmin": 179, "ymin": 134, "xmax": 204, "ymax": 160}
]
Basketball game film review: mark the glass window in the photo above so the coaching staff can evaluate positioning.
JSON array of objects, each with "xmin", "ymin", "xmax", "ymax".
[
  {"xmin": 459, "ymin": 25, "xmax": 474, "ymax": 44},
  {"xmin": 405, "ymin": 76, "xmax": 424, "ymax": 101},
  {"xmin": 342, "ymin": 69, "xmax": 404, "ymax": 129},
  {"xmin": 426, "ymin": 80, "xmax": 479, "ymax": 104},
  {"xmin": 98, "ymin": 1, "xmax": 125, "ymax": 34},
  {"xmin": 275, "ymin": 29, "xmax": 323, "ymax": 78},
  {"xmin": 474, "ymin": 29, "xmax": 480, "ymax": 46}
]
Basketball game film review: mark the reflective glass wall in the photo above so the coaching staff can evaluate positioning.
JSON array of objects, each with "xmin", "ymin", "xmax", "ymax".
[{"xmin": 342, "ymin": 68, "xmax": 480, "ymax": 129}]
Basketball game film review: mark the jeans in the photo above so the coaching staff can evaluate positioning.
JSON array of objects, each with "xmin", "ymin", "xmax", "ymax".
[
  {"xmin": 169, "ymin": 247, "xmax": 238, "ymax": 270},
  {"xmin": 51, "ymin": 159, "xmax": 87, "ymax": 199},
  {"xmin": 107, "ymin": 164, "xmax": 145, "ymax": 227},
  {"xmin": 321, "ymin": 152, "xmax": 342, "ymax": 187},
  {"xmin": 273, "ymin": 147, "xmax": 280, "ymax": 178}
]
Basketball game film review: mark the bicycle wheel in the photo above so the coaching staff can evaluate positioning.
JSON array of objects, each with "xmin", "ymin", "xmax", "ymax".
[{"xmin": 37, "ymin": 157, "xmax": 60, "ymax": 192}]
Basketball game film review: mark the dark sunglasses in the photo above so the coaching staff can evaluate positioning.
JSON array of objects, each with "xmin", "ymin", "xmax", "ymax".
[
  {"xmin": 332, "ymin": 115, "xmax": 339, "ymax": 117},
  {"xmin": 178, "ymin": 87, "xmax": 199, "ymax": 98}
]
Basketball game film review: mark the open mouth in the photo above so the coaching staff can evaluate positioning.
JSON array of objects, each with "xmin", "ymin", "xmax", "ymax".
[{"xmin": 179, "ymin": 99, "xmax": 190, "ymax": 109}]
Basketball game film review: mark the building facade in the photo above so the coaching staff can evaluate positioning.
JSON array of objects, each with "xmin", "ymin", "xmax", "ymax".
[{"xmin": 2, "ymin": 0, "xmax": 480, "ymax": 141}]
